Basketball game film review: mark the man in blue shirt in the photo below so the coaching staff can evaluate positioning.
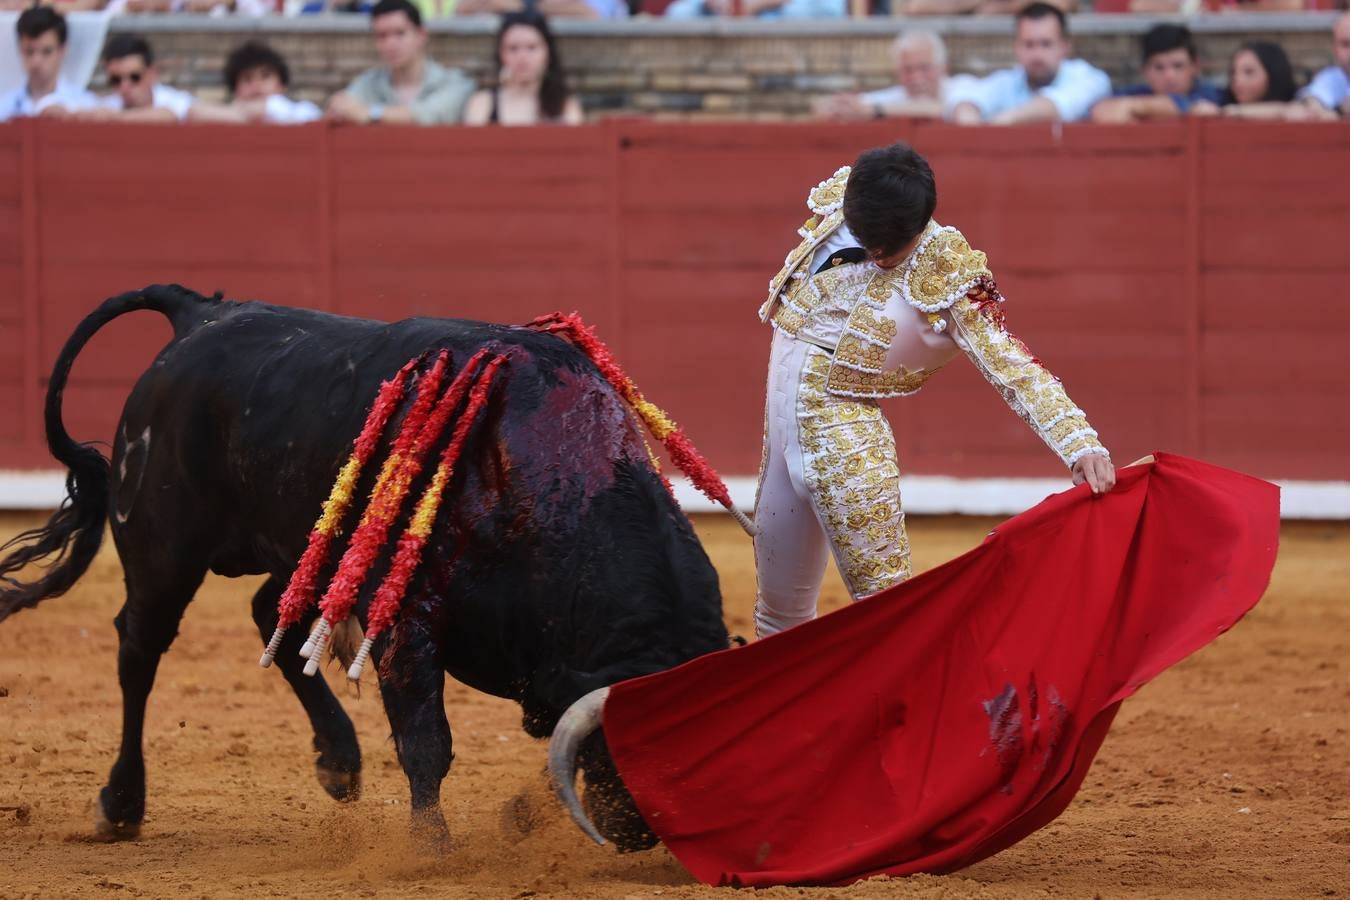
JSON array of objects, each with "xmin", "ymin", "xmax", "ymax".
[
  {"xmin": 1296, "ymin": 12, "xmax": 1349, "ymax": 120},
  {"xmin": 1091, "ymin": 24, "xmax": 1221, "ymax": 123},
  {"xmin": 948, "ymin": 3, "xmax": 1110, "ymax": 126},
  {"xmin": 665, "ymin": 0, "xmax": 843, "ymax": 17}
]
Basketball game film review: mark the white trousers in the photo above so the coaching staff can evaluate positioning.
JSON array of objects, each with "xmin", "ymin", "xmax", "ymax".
[{"xmin": 753, "ymin": 331, "xmax": 912, "ymax": 638}]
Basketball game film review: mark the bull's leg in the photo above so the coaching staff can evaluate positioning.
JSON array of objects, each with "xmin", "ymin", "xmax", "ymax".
[
  {"xmin": 96, "ymin": 556, "xmax": 207, "ymax": 841},
  {"xmin": 375, "ymin": 617, "xmax": 453, "ymax": 851},
  {"xmin": 250, "ymin": 577, "xmax": 362, "ymax": 802}
]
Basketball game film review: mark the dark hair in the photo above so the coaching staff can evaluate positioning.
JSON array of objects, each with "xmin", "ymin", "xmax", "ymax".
[
  {"xmin": 842, "ymin": 143, "xmax": 938, "ymax": 260},
  {"xmin": 103, "ymin": 34, "xmax": 153, "ymax": 67},
  {"xmin": 224, "ymin": 41, "xmax": 290, "ymax": 93},
  {"xmin": 494, "ymin": 11, "xmax": 570, "ymax": 122},
  {"xmin": 1226, "ymin": 41, "xmax": 1298, "ymax": 104},
  {"xmin": 1016, "ymin": 2, "xmax": 1067, "ymax": 37},
  {"xmin": 371, "ymin": 0, "xmax": 422, "ymax": 28},
  {"xmin": 1141, "ymin": 24, "xmax": 1195, "ymax": 63},
  {"xmin": 16, "ymin": 6, "xmax": 66, "ymax": 46}
]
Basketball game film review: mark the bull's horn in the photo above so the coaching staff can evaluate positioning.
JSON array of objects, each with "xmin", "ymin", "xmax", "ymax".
[{"xmin": 547, "ymin": 686, "xmax": 611, "ymax": 846}]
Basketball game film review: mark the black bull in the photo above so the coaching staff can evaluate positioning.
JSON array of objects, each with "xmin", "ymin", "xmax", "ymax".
[{"xmin": 0, "ymin": 284, "xmax": 729, "ymax": 850}]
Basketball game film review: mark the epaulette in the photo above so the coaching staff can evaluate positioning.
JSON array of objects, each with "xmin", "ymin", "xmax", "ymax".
[
  {"xmin": 898, "ymin": 226, "xmax": 992, "ymax": 314},
  {"xmin": 807, "ymin": 166, "xmax": 850, "ymax": 216}
]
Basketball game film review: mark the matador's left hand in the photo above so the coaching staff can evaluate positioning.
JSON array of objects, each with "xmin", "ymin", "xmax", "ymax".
[{"xmin": 1072, "ymin": 453, "xmax": 1116, "ymax": 495}]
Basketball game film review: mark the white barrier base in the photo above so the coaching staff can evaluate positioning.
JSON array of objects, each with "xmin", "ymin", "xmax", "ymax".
[
  {"xmin": 3, "ymin": 469, "xmax": 1348, "ymax": 520},
  {"xmin": 671, "ymin": 475, "xmax": 1350, "ymax": 521}
]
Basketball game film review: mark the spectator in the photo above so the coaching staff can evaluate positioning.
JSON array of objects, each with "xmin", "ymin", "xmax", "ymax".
[
  {"xmin": 462, "ymin": 12, "xmax": 582, "ymax": 126},
  {"xmin": 1295, "ymin": 11, "xmax": 1349, "ymax": 120},
  {"xmin": 664, "ymin": 0, "xmax": 844, "ymax": 21},
  {"xmin": 102, "ymin": 0, "xmax": 274, "ymax": 13},
  {"xmin": 1192, "ymin": 41, "xmax": 1298, "ymax": 120},
  {"xmin": 188, "ymin": 41, "xmax": 322, "ymax": 125},
  {"xmin": 949, "ymin": 3, "xmax": 1110, "ymax": 125},
  {"xmin": 894, "ymin": 0, "xmax": 1077, "ymax": 14},
  {"xmin": 75, "ymin": 35, "xmax": 193, "ymax": 123},
  {"xmin": 410, "ymin": 0, "xmax": 458, "ymax": 15},
  {"xmin": 326, "ymin": 0, "xmax": 475, "ymax": 125},
  {"xmin": 813, "ymin": 30, "xmax": 977, "ymax": 121},
  {"xmin": 456, "ymin": 0, "xmax": 627, "ymax": 18},
  {"xmin": 0, "ymin": 6, "xmax": 98, "ymax": 121},
  {"xmin": 1129, "ymin": 0, "xmax": 1303, "ymax": 12},
  {"xmin": 1091, "ymin": 24, "xmax": 1221, "ymax": 123}
]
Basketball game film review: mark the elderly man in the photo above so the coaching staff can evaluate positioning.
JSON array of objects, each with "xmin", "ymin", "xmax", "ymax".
[
  {"xmin": 0, "ymin": 6, "xmax": 98, "ymax": 121},
  {"xmin": 814, "ymin": 30, "xmax": 975, "ymax": 121},
  {"xmin": 948, "ymin": 3, "xmax": 1110, "ymax": 125},
  {"xmin": 1295, "ymin": 11, "xmax": 1350, "ymax": 120}
]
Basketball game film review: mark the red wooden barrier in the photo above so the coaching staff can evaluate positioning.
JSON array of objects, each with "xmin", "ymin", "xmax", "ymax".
[{"xmin": 1, "ymin": 118, "xmax": 1346, "ymax": 483}]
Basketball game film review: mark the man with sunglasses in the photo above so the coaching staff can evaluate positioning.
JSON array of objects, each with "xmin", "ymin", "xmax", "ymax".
[
  {"xmin": 78, "ymin": 35, "xmax": 194, "ymax": 123},
  {"xmin": 0, "ymin": 6, "xmax": 98, "ymax": 121},
  {"xmin": 753, "ymin": 144, "xmax": 1114, "ymax": 638}
]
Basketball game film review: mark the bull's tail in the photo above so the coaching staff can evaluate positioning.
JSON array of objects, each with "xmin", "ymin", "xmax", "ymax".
[{"xmin": 0, "ymin": 284, "xmax": 221, "ymax": 622}]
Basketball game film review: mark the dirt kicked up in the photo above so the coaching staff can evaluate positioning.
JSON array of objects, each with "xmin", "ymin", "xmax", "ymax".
[{"xmin": 1, "ymin": 512, "xmax": 1348, "ymax": 899}]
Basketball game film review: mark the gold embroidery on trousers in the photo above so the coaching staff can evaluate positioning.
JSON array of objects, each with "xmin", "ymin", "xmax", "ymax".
[{"xmin": 798, "ymin": 352, "xmax": 912, "ymax": 599}]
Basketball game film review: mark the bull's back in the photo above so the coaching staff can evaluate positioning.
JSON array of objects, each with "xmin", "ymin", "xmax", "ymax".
[{"xmin": 114, "ymin": 300, "xmax": 654, "ymax": 575}]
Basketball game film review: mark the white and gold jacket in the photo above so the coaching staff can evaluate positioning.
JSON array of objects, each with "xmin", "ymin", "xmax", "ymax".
[{"xmin": 758, "ymin": 166, "xmax": 1107, "ymax": 468}]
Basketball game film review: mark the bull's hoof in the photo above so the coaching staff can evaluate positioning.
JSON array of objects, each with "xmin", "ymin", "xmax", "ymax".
[
  {"xmin": 91, "ymin": 796, "xmax": 141, "ymax": 842},
  {"xmin": 410, "ymin": 809, "xmax": 451, "ymax": 855},
  {"xmin": 316, "ymin": 765, "xmax": 362, "ymax": 803}
]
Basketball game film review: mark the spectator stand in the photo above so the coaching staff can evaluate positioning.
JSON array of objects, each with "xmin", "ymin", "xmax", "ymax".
[{"xmin": 108, "ymin": 12, "xmax": 1343, "ymax": 115}]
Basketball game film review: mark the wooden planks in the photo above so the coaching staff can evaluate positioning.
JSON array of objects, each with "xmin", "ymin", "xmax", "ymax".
[{"xmin": 0, "ymin": 119, "xmax": 1342, "ymax": 482}]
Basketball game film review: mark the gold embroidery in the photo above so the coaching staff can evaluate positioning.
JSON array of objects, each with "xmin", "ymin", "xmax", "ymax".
[
  {"xmin": 761, "ymin": 210, "xmax": 845, "ymax": 321},
  {"xmin": 825, "ymin": 363, "xmax": 930, "ymax": 398},
  {"xmin": 798, "ymin": 353, "xmax": 911, "ymax": 598},
  {"xmin": 901, "ymin": 226, "xmax": 993, "ymax": 313},
  {"xmin": 1048, "ymin": 413, "xmax": 1092, "ymax": 444},
  {"xmin": 771, "ymin": 304, "xmax": 806, "ymax": 336},
  {"xmin": 809, "ymin": 266, "xmax": 849, "ymax": 302},
  {"xmin": 950, "ymin": 295, "xmax": 1105, "ymax": 466},
  {"xmin": 835, "ymin": 333, "xmax": 887, "ymax": 372},
  {"xmin": 808, "ymin": 166, "xmax": 850, "ymax": 215},
  {"xmin": 865, "ymin": 267, "xmax": 903, "ymax": 304},
  {"xmin": 848, "ymin": 306, "xmax": 897, "ymax": 347}
]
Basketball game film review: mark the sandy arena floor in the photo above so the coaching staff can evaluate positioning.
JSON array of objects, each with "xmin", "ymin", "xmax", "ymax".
[{"xmin": 1, "ymin": 511, "xmax": 1347, "ymax": 899}]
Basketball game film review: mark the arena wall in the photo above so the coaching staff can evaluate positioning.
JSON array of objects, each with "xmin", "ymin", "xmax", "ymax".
[{"xmin": 1, "ymin": 118, "xmax": 1346, "ymax": 514}]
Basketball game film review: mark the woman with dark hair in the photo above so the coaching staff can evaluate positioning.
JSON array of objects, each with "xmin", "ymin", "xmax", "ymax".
[
  {"xmin": 462, "ymin": 11, "xmax": 582, "ymax": 126},
  {"xmin": 1193, "ymin": 41, "xmax": 1300, "ymax": 119}
]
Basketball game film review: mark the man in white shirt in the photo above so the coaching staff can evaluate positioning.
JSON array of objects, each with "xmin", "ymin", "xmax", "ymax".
[
  {"xmin": 0, "ymin": 6, "xmax": 98, "ymax": 121},
  {"xmin": 949, "ymin": 2, "xmax": 1110, "ymax": 125},
  {"xmin": 813, "ymin": 30, "xmax": 977, "ymax": 121},
  {"xmin": 78, "ymin": 35, "xmax": 194, "ymax": 123},
  {"xmin": 188, "ymin": 41, "xmax": 321, "ymax": 125}
]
